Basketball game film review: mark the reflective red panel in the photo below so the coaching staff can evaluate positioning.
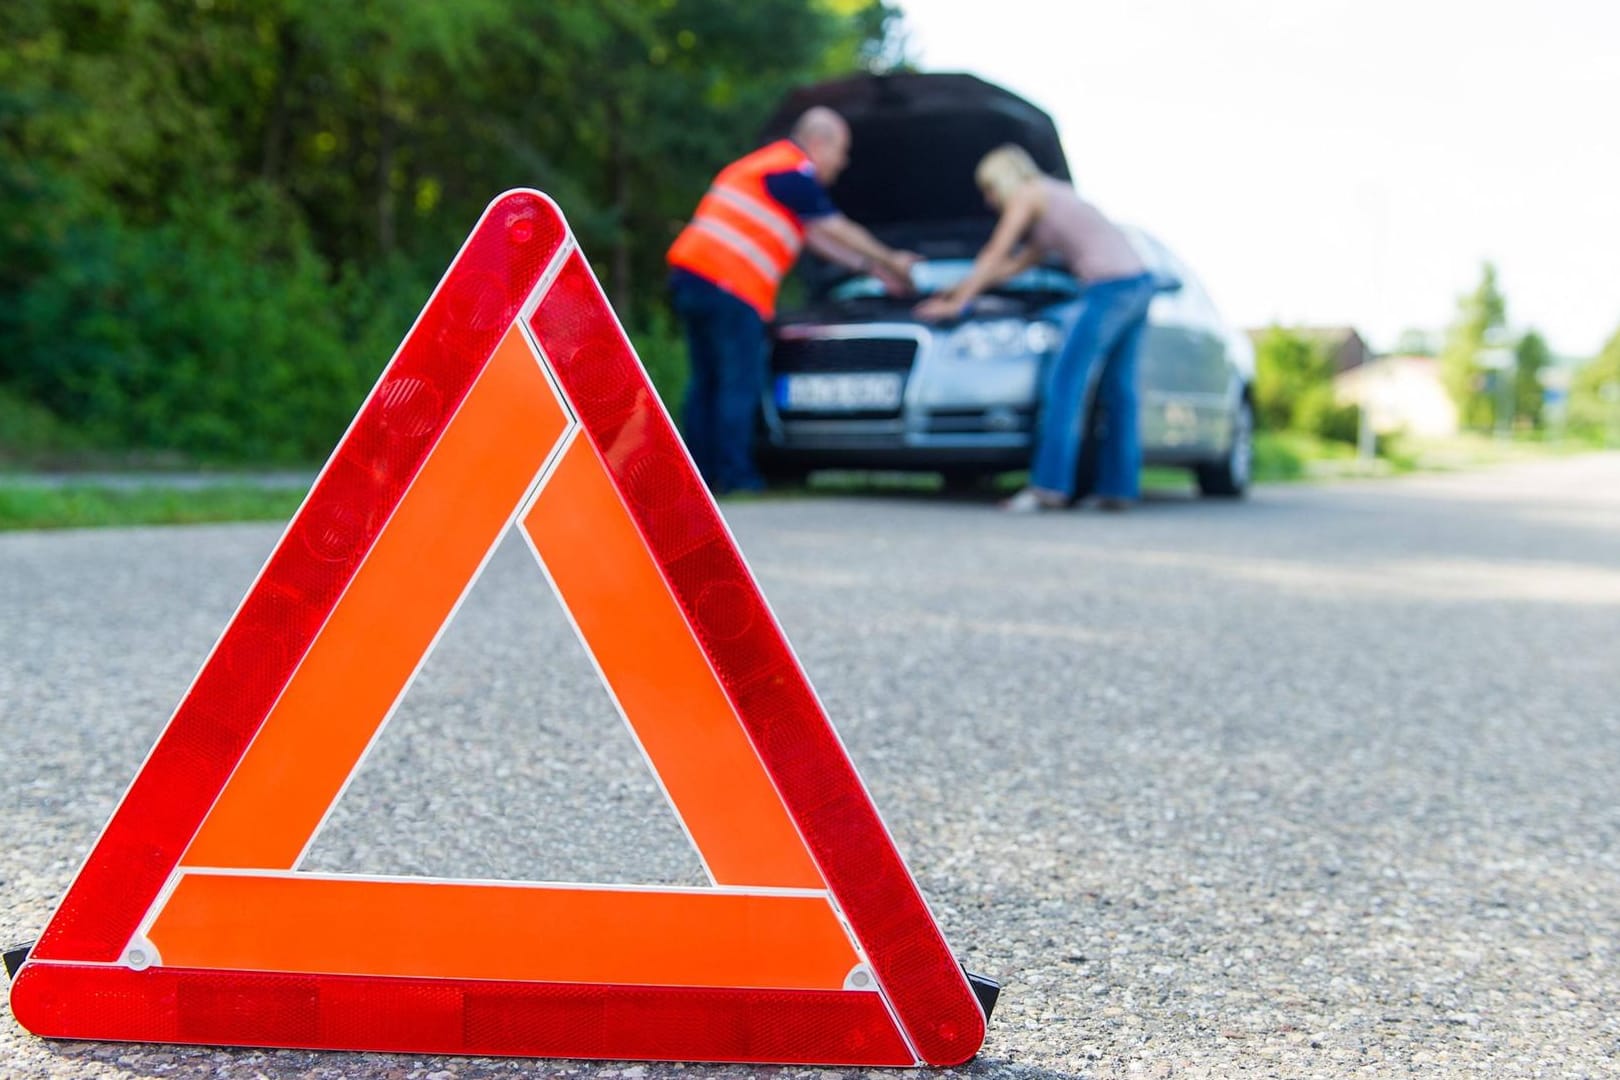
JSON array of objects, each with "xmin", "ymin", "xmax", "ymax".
[{"xmin": 10, "ymin": 965, "xmax": 914, "ymax": 1066}]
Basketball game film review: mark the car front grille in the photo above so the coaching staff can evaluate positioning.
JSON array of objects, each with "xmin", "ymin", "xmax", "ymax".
[
  {"xmin": 771, "ymin": 336, "xmax": 919, "ymax": 373},
  {"xmin": 923, "ymin": 407, "xmax": 1037, "ymax": 434}
]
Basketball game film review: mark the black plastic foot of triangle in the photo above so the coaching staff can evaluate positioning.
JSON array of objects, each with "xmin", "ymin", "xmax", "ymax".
[
  {"xmin": 963, "ymin": 966, "xmax": 1000, "ymax": 1020},
  {"xmin": 3, "ymin": 941, "xmax": 33, "ymax": 980}
]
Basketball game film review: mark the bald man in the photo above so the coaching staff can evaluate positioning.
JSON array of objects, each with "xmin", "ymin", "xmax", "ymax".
[{"xmin": 667, "ymin": 107, "xmax": 918, "ymax": 494}]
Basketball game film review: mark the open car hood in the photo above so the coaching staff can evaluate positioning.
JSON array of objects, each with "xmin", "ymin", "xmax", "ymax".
[{"xmin": 761, "ymin": 72, "xmax": 1070, "ymax": 258}]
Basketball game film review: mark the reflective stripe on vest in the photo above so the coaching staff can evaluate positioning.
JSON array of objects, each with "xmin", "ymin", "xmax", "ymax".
[
  {"xmin": 708, "ymin": 186, "xmax": 803, "ymax": 254},
  {"xmin": 690, "ymin": 217, "xmax": 782, "ymax": 284},
  {"xmin": 667, "ymin": 140, "xmax": 813, "ymax": 319}
]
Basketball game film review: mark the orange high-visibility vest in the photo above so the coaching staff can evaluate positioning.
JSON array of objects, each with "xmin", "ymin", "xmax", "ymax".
[{"xmin": 667, "ymin": 140, "xmax": 815, "ymax": 319}]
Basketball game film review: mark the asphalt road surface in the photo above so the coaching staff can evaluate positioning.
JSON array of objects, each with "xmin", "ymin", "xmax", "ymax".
[{"xmin": 4, "ymin": 454, "xmax": 1618, "ymax": 1079}]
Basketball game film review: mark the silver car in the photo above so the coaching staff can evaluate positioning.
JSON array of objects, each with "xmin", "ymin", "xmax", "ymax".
[{"xmin": 757, "ymin": 73, "xmax": 1255, "ymax": 497}]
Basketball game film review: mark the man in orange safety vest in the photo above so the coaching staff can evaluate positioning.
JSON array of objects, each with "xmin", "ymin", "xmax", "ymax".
[{"xmin": 668, "ymin": 107, "xmax": 919, "ymax": 494}]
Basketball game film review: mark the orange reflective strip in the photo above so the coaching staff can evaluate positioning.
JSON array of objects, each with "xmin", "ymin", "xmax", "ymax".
[
  {"xmin": 523, "ymin": 438, "xmax": 822, "ymax": 889},
  {"xmin": 182, "ymin": 325, "xmax": 571, "ymax": 869},
  {"xmin": 146, "ymin": 873, "xmax": 858, "ymax": 989}
]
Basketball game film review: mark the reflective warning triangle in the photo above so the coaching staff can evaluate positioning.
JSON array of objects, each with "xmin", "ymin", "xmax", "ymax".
[{"xmin": 6, "ymin": 191, "xmax": 987, "ymax": 1067}]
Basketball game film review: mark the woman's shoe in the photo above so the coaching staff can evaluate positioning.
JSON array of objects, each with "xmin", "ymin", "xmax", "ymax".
[{"xmin": 999, "ymin": 487, "xmax": 1068, "ymax": 513}]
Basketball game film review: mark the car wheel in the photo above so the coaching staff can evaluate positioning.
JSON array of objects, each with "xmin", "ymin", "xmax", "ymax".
[{"xmin": 1196, "ymin": 396, "xmax": 1253, "ymax": 498}]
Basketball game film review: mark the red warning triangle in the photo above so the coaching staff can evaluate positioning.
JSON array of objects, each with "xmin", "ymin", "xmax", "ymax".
[{"xmin": 6, "ymin": 191, "xmax": 987, "ymax": 1067}]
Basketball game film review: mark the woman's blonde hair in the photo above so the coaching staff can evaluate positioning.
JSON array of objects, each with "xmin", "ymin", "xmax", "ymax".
[{"xmin": 975, "ymin": 144, "xmax": 1043, "ymax": 203}]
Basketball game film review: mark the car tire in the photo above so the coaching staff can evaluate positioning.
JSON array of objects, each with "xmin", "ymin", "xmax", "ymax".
[{"xmin": 1196, "ymin": 396, "xmax": 1253, "ymax": 498}]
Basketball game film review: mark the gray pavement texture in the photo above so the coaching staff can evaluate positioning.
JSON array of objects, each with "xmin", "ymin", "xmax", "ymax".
[{"xmin": 3, "ymin": 454, "xmax": 1619, "ymax": 1079}]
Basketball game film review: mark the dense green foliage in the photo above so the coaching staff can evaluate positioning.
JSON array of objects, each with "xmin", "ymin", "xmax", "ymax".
[
  {"xmin": 1435, "ymin": 264, "xmax": 1569, "ymax": 434},
  {"xmin": 1, "ymin": 0, "xmax": 900, "ymax": 463},
  {"xmin": 1569, "ymin": 323, "xmax": 1620, "ymax": 444},
  {"xmin": 1512, "ymin": 328, "xmax": 1551, "ymax": 431},
  {"xmin": 1251, "ymin": 326, "xmax": 1361, "ymax": 445},
  {"xmin": 1439, "ymin": 263, "xmax": 1508, "ymax": 427},
  {"xmin": 1438, "ymin": 262, "xmax": 1513, "ymax": 432}
]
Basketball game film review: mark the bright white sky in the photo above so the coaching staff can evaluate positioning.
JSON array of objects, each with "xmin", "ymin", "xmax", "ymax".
[{"xmin": 900, "ymin": 0, "xmax": 1620, "ymax": 359}]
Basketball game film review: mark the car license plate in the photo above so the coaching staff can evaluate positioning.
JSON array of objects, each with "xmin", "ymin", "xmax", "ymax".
[{"xmin": 776, "ymin": 372, "xmax": 904, "ymax": 412}]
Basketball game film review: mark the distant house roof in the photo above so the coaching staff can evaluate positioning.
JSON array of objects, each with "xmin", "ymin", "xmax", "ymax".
[{"xmin": 1246, "ymin": 326, "xmax": 1374, "ymax": 374}]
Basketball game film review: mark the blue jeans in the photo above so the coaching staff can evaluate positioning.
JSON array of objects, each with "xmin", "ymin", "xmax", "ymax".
[
  {"xmin": 670, "ymin": 270, "xmax": 767, "ymax": 494},
  {"xmin": 1030, "ymin": 273, "xmax": 1156, "ymax": 500}
]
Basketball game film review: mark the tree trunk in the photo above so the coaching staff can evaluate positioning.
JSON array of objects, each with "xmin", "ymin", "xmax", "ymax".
[
  {"xmin": 260, "ymin": 25, "xmax": 298, "ymax": 185},
  {"xmin": 378, "ymin": 91, "xmax": 397, "ymax": 256},
  {"xmin": 608, "ymin": 96, "xmax": 632, "ymax": 315}
]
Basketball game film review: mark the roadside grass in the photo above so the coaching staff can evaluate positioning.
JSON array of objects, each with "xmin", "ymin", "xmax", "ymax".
[
  {"xmin": 1255, "ymin": 430, "xmax": 1359, "ymax": 481},
  {"xmin": 0, "ymin": 431, "xmax": 1604, "ymax": 531},
  {"xmin": 1397, "ymin": 431, "xmax": 1600, "ymax": 470},
  {"xmin": 1, "ymin": 387, "xmax": 317, "ymax": 530},
  {"xmin": 1252, "ymin": 429, "xmax": 1601, "ymax": 485},
  {"xmin": 0, "ymin": 484, "xmax": 308, "ymax": 531}
]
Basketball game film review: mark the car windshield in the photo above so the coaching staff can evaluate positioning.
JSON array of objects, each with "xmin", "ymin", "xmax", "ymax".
[{"xmin": 828, "ymin": 259, "xmax": 1080, "ymax": 302}]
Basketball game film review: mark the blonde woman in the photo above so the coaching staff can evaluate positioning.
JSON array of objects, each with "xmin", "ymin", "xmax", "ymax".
[{"xmin": 917, "ymin": 145, "xmax": 1155, "ymax": 511}]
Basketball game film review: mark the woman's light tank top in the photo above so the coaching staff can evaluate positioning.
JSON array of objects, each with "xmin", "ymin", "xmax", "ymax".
[{"xmin": 1028, "ymin": 177, "xmax": 1146, "ymax": 283}]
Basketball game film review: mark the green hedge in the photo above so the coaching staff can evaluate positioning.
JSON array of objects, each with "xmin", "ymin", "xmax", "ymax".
[
  {"xmin": 4, "ymin": 196, "xmax": 410, "ymax": 462},
  {"xmin": 2, "ymin": 191, "xmax": 692, "ymax": 468}
]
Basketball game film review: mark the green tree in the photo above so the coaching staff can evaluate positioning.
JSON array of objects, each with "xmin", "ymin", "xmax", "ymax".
[
  {"xmin": 1253, "ymin": 326, "xmax": 1333, "ymax": 432},
  {"xmin": 1569, "ymin": 323, "xmax": 1620, "ymax": 445},
  {"xmin": 0, "ymin": 0, "xmax": 902, "ymax": 462},
  {"xmin": 1439, "ymin": 262, "xmax": 1508, "ymax": 431},
  {"xmin": 1513, "ymin": 328, "xmax": 1551, "ymax": 430}
]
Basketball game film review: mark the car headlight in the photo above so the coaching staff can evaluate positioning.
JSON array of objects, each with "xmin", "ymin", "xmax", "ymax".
[
  {"xmin": 1025, "ymin": 320, "xmax": 1064, "ymax": 355},
  {"xmin": 950, "ymin": 319, "xmax": 1028, "ymax": 361}
]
